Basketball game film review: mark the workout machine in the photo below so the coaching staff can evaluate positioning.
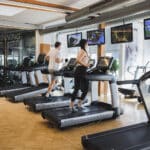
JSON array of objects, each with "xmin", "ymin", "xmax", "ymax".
[
  {"xmin": 82, "ymin": 71, "xmax": 150, "ymax": 150},
  {"xmin": 41, "ymin": 57, "xmax": 121, "ymax": 129},
  {"xmin": 23, "ymin": 58, "xmax": 80, "ymax": 111},
  {"xmin": 118, "ymin": 61, "xmax": 150, "ymax": 102},
  {"xmin": 0, "ymin": 57, "xmax": 34, "ymax": 96},
  {"xmin": 5, "ymin": 54, "xmax": 48, "ymax": 102}
]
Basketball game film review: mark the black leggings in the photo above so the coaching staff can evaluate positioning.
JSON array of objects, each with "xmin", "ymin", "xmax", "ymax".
[{"xmin": 71, "ymin": 66, "xmax": 89, "ymax": 102}]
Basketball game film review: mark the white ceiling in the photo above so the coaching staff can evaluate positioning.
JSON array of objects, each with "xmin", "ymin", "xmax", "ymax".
[
  {"xmin": 0, "ymin": 0, "xmax": 148, "ymax": 30},
  {"xmin": 0, "ymin": 9, "xmax": 65, "ymax": 25},
  {"xmin": 0, "ymin": 0, "xmax": 102, "ymax": 28}
]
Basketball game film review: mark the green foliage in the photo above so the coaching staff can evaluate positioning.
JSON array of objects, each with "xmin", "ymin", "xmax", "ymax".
[{"xmin": 111, "ymin": 59, "xmax": 119, "ymax": 73}]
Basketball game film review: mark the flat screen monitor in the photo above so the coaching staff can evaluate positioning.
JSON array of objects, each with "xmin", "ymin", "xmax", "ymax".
[
  {"xmin": 67, "ymin": 32, "xmax": 82, "ymax": 48},
  {"xmin": 144, "ymin": 18, "xmax": 150, "ymax": 40},
  {"xmin": 111, "ymin": 23, "xmax": 133, "ymax": 44},
  {"xmin": 87, "ymin": 29, "xmax": 105, "ymax": 45},
  {"xmin": 97, "ymin": 57, "xmax": 113, "ymax": 71}
]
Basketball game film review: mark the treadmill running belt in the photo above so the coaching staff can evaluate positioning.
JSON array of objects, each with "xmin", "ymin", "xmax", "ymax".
[
  {"xmin": 0, "ymin": 85, "xmax": 26, "ymax": 90},
  {"xmin": 24, "ymin": 95, "xmax": 72, "ymax": 111},
  {"xmin": 5, "ymin": 83, "xmax": 48, "ymax": 102},
  {"xmin": 82, "ymin": 123, "xmax": 150, "ymax": 150},
  {"xmin": 6, "ymin": 84, "xmax": 47, "ymax": 97},
  {"xmin": 42, "ymin": 102, "xmax": 114, "ymax": 128},
  {"xmin": 43, "ymin": 103, "xmax": 112, "ymax": 120},
  {"xmin": 24, "ymin": 96, "xmax": 70, "ymax": 105}
]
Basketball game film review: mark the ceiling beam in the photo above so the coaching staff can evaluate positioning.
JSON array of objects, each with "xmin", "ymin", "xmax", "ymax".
[
  {"xmin": 0, "ymin": 20, "xmax": 38, "ymax": 30},
  {"xmin": 65, "ymin": 0, "xmax": 131, "ymax": 22},
  {"xmin": 9, "ymin": 0, "xmax": 79, "ymax": 12},
  {"xmin": 107, "ymin": 11, "xmax": 150, "ymax": 25},
  {"xmin": 40, "ymin": 0, "xmax": 150, "ymax": 34},
  {"xmin": 0, "ymin": 2, "xmax": 65, "ymax": 14}
]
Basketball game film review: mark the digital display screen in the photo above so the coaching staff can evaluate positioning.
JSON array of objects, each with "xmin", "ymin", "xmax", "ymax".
[
  {"xmin": 68, "ymin": 58, "xmax": 76, "ymax": 66},
  {"xmin": 111, "ymin": 23, "xmax": 133, "ymax": 44},
  {"xmin": 87, "ymin": 30, "xmax": 105, "ymax": 45},
  {"xmin": 144, "ymin": 18, "xmax": 150, "ymax": 40},
  {"xmin": 97, "ymin": 57, "xmax": 113, "ymax": 72},
  {"xmin": 67, "ymin": 33, "xmax": 82, "ymax": 48}
]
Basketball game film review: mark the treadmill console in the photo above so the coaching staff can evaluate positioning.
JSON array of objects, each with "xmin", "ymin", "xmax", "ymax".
[
  {"xmin": 89, "ymin": 59, "xmax": 95, "ymax": 68},
  {"xmin": 97, "ymin": 57, "xmax": 113, "ymax": 72},
  {"xmin": 88, "ymin": 57, "xmax": 113, "ymax": 74},
  {"xmin": 65, "ymin": 58, "xmax": 76, "ymax": 71}
]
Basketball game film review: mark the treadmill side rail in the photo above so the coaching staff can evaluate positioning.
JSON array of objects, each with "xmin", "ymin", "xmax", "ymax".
[{"xmin": 60, "ymin": 111, "xmax": 114, "ymax": 128}]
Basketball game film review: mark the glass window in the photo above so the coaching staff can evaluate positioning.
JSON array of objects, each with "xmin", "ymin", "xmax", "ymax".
[{"xmin": 0, "ymin": 30, "xmax": 35, "ymax": 67}]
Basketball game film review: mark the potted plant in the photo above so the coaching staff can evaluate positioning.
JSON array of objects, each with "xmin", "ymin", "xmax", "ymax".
[{"xmin": 111, "ymin": 59, "xmax": 120, "ymax": 76}]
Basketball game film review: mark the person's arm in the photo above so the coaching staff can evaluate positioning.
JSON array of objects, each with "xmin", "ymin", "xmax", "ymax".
[{"xmin": 76, "ymin": 51, "xmax": 90, "ymax": 67}]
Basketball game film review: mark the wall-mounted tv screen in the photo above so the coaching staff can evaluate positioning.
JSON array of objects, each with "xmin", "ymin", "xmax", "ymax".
[
  {"xmin": 87, "ymin": 29, "xmax": 105, "ymax": 45},
  {"xmin": 111, "ymin": 23, "xmax": 133, "ymax": 44},
  {"xmin": 67, "ymin": 32, "xmax": 82, "ymax": 48},
  {"xmin": 144, "ymin": 18, "xmax": 150, "ymax": 40}
]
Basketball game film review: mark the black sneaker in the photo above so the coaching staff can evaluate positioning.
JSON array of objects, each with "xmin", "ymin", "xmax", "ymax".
[{"xmin": 45, "ymin": 93, "xmax": 52, "ymax": 98}]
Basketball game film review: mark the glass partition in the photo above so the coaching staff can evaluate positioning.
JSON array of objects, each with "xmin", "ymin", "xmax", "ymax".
[{"xmin": 0, "ymin": 30, "xmax": 35, "ymax": 67}]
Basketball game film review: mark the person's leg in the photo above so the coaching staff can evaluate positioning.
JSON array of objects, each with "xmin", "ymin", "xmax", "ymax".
[
  {"xmin": 78, "ymin": 89, "xmax": 88, "ymax": 107},
  {"xmin": 45, "ymin": 79, "xmax": 56, "ymax": 97},
  {"xmin": 78, "ymin": 78, "xmax": 89, "ymax": 108},
  {"xmin": 70, "ymin": 74, "xmax": 80, "ymax": 112},
  {"xmin": 70, "ymin": 87, "xmax": 78, "ymax": 110},
  {"xmin": 45, "ymin": 73, "xmax": 57, "ymax": 97}
]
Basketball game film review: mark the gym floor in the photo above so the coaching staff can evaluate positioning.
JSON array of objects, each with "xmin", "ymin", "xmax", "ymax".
[{"xmin": 0, "ymin": 97, "xmax": 147, "ymax": 150}]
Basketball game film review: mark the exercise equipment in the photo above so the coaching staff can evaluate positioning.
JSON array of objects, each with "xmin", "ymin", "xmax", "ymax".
[
  {"xmin": 4, "ymin": 54, "xmax": 48, "ymax": 102},
  {"xmin": 118, "ymin": 61, "xmax": 150, "ymax": 102},
  {"xmin": 82, "ymin": 71, "xmax": 150, "ymax": 150},
  {"xmin": 23, "ymin": 58, "xmax": 79, "ymax": 111},
  {"xmin": 41, "ymin": 57, "xmax": 121, "ymax": 129},
  {"xmin": 0, "ymin": 57, "xmax": 34, "ymax": 96}
]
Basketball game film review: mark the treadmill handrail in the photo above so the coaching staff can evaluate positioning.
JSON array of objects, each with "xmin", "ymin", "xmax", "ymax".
[
  {"xmin": 137, "ymin": 71, "xmax": 150, "ymax": 122},
  {"xmin": 140, "ymin": 71, "xmax": 150, "ymax": 81},
  {"xmin": 117, "ymin": 80, "xmax": 139, "ymax": 85},
  {"xmin": 81, "ymin": 71, "xmax": 150, "ymax": 150}
]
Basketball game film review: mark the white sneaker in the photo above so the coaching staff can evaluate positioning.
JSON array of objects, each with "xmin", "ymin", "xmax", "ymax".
[{"xmin": 45, "ymin": 93, "xmax": 51, "ymax": 98}]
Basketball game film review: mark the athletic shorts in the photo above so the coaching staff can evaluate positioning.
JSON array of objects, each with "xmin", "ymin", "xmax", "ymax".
[{"xmin": 48, "ymin": 69, "xmax": 58, "ymax": 81}]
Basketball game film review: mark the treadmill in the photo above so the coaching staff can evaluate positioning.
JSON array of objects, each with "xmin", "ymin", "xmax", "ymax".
[
  {"xmin": 5, "ymin": 65, "xmax": 48, "ymax": 102},
  {"xmin": 23, "ymin": 58, "xmax": 78, "ymax": 112},
  {"xmin": 118, "ymin": 62, "xmax": 150, "ymax": 103},
  {"xmin": 117, "ymin": 79, "xmax": 143, "ymax": 103},
  {"xmin": 0, "ymin": 67, "xmax": 31, "ymax": 96},
  {"xmin": 41, "ymin": 57, "xmax": 121, "ymax": 129},
  {"xmin": 0, "ymin": 58, "xmax": 34, "ymax": 96},
  {"xmin": 82, "ymin": 71, "xmax": 150, "ymax": 150}
]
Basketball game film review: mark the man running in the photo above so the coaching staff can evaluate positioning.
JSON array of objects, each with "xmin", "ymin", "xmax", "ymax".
[{"xmin": 45, "ymin": 41, "xmax": 63, "ymax": 98}]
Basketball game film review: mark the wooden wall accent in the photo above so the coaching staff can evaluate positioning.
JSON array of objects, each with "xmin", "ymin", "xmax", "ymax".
[
  {"xmin": 98, "ymin": 23, "xmax": 108, "ymax": 96},
  {"xmin": 40, "ymin": 43, "xmax": 50, "ymax": 55}
]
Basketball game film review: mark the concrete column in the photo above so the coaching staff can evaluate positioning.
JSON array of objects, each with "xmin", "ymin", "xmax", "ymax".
[
  {"xmin": 119, "ymin": 44, "xmax": 125, "ymax": 80},
  {"xmin": 35, "ymin": 30, "xmax": 41, "ymax": 61}
]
